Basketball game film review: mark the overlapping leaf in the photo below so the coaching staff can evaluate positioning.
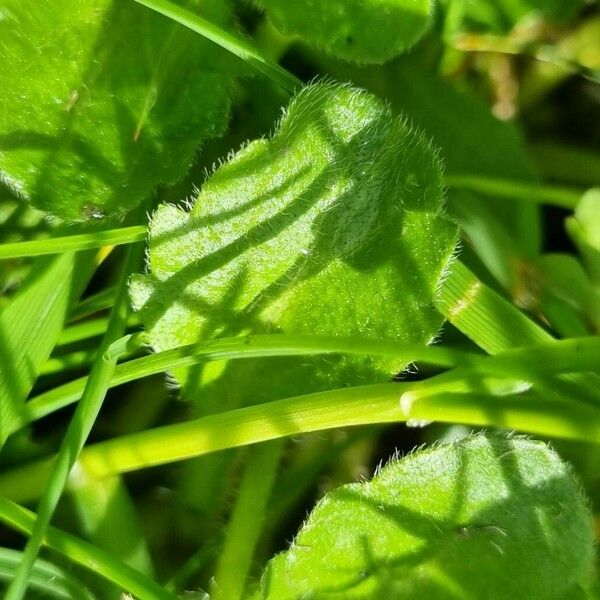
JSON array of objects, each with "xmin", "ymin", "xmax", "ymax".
[
  {"xmin": 325, "ymin": 57, "xmax": 542, "ymax": 294},
  {"xmin": 567, "ymin": 189, "xmax": 600, "ymax": 284},
  {"xmin": 261, "ymin": 434, "xmax": 595, "ymax": 599},
  {"xmin": 256, "ymin": 0, "xmax": 433, "ymax": 64},
  {"xmin": 0, "ymin": 0, "xmax": 238, "ymax": 221},
  {"xmin": 130, "ymin": 82, "xmax": 458, "ymax": 407}
]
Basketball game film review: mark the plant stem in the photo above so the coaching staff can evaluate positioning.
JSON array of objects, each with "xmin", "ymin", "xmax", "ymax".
[
  {"xmin": 212, "ymin": 441, "xmax": 283, "ymax": 600},
  {"xmin": 0, "ymin": 225, "xmax": 146, "ymax": 259},
  {"xmin": 4, "ymin": 242, "xmax": 145, "ymax": 600},
  {"xmin": 445, "ymin": 174, "xmax": 582, "ymax": 209},
  {"xmin": 132, "ymin": 0, "xmax": 302, "ymax": 93},
  {"xmin": 2, "ymin": 374, "xmax": 599, "ymax": 504},
  {"xmin": 21, "ymin": 334, "xmax": 600, "ymax": 433}
]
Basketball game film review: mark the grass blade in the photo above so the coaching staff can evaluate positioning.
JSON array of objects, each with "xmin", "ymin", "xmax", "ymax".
[
  {"xmin": 0, "ymin": 548, "xmax": 94, "ymax": 600},
  {"xmin": 0, "ymin": 497, "xmax": 175, "ymax": 600},
  {"xmin": 0, "ymin": 252, "xmax": 95, "ymax": 442},
  {"xmin": 0, "ymin": 226, "xmax": 146, "ymax": 260},
  {"xmin": 4, "ymin": 243, "xmax": 145, "ymax": 600},
  {"xmin": 2, "ymin": 374, "xmax": 599, "ymax": 504},
  {"xmin": 23, "ymin": 334, "xmax": 600, "ymax": 432},
  {"xmin": 132, "ymin": 0, "xmax": 301, "ymax": 92},
  {"xmin": 445, "ymin": 175, "xmax": 582, "ymax": 209}
]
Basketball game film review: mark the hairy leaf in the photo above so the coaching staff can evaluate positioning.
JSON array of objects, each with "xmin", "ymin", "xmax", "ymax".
[
  {"xmin": 256, "ymin": 0, "xmax": 433, "ymax": 64},
  {"xmin": 130, "ymin": 82, "xmax": 458, "ymax": 407},
  {"xmin": 0, "ymin": 0, "xmax": 237, "ymax": 221},
  {"xmin": 322, "ymin": 57, "xmax": 541, "ymax": 293},
  {"xmin": 261, "ymin": 434, "xmax": 595, "ymax": 599}
]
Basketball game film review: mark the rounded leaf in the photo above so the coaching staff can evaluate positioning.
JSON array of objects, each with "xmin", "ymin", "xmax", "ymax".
[
  {"xmin": 257, "ymin": 0, "xmax": 433, "ymax": 64},
  {"xmin": 261, "ymin": 434, "xmax": 595, "ymax": 599}
]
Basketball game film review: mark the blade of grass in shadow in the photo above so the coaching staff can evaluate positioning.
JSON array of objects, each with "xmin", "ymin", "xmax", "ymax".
[
  {"xmin": 56, "ymin": 314, "xmax": 140, "ymax": 347},
  {"xmin": 0, "ymin": 251, "xmax": 96, "ymax": 443},
  {"xmin": 0, "ymin": 497, "xmax": 175, "ymax": 600},
  {"xmin": 0, "ymin": 226, "xmax": 146, "ymax": 259},
  {"xmin": 40, "ymin": 350, "xmax": 97, "ymax": 376},
  {"xmin": 132, "ymin": 0, "xmax": 301, "ymax": 92},
  {"xmin": 69, "ymin": 287, "xmax": 117, "ymax": 322},
  {"xmin": 0, "ymin": 548, "xmax": 94, "ymax": 600},
  {"xmin": 4, "ymin": 241, "xmax": 145, "ymax": 600},
  {"xmin": 69, "ymin": 474, "xmax": 155, "ymax": 581},
  {"xmin": 212, "ymin": 440, "xmax": 283, "ymax": 600},
  {"xmin": 445, "ymin": 175, "xmax": 582, "ymax": 210}
]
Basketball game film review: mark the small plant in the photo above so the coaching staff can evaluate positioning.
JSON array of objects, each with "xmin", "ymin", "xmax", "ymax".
[{"xmin": 0, "ymin": 0, "xmax": 599, "ymax": 598}]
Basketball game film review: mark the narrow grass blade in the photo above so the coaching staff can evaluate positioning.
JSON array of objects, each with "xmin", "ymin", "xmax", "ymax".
[
  {"xmin": 2, "ymin": 377, "xmax": 599, "ymax": 504},
  {"xmin": 0, "ymin": 548, "xmax": 94, "ymax": 600},
  {"xmin": 57, "ymin": 314, "xmax": 140, "ymax": 347},
  {"xmin": 0, "ymin": 226, "xmax": 146, "ymax": 260},
  {"xmin": 4, "ymin": 243, "xmax": 145, "ymax": 600},
  {"xmin": 435, "ymin": 260, "xmax": 552, "ymax": 352},
  {"xmin": 212, "ymin": 440, "xmax": 282, "ymax": 600},
  {"xmin": 445, "ymin": 175, "xmax": 582, "ymax": 209},
  {"xmin": 69, "ymin": 474, "xmax": 155, "ymax": 578},
  {"xmin": 23, "ymin": 334, "xmax": 600, "ymax": 434},
  {"xmin": 69, "ymin": 287, "xmax": 117, "ymax": 322},
  {"xmin": 132, "ymin": 0, "xmax": 301, "ymax": 92},
  {"xmin": 0, "ymin": 497, "xmax": 175, "ymax": 600}
]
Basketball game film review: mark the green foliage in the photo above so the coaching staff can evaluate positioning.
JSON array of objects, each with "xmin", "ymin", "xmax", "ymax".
[
  {"xmin": 567, "ymin": 189, "xmax": 600, "ymax": 284},
  {"xmin": 261, "ymin": 434, "xmax": 595, "ymax": 599},
  {"xmin": 322, "ymin": 56, "xmax": 542, "ymax": 292},
  {"xmin": 130, "ymin": 82, "xmax": 458, "ymax": 407},
  {"xmin": 0, "ymin": 548, "xmax": 94, "ymax": 600},
  {"xmin": 0, "ymin": 0, "xmax": 598, "ymax": 598},
  {"xmin": 256, "ymin": 0, "xmax": 432, "ymax": 63},
  {"xmin": 441, "ymin": 0, "xmax": 587, "ymax": 37},
  {"xmin": 0, "ymin": 252, "xmax": 94, "ymax": 443},
  {"xmin": 0, "ymin": 0, "xmax": 236, "ymax": 221}
]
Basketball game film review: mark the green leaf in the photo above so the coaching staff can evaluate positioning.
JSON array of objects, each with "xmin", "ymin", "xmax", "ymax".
[
  {"xmin": 320, "ymin": 56, "xmax": 542, "ymax": 294},
  {"xmin": 256, "ymin": 0, "xmax": 433, "ymax": 64},
  {"xmin": 0, "ymin": 0, "xmax": 237, "ymax": 221},
  {"xmin": 567, "ymin": 188, "xmax": 600, "ymax": 284},
  {"xmin": 130, "ymin": 82, "xmax": 458, "ymax": 407},
  {"xmin": 260, "ymin": 433, "xmax": 595, "ymax": 599},
  {"xmin": 533, "ymin": 253, "xmax": 600, "ymax": 334},
  {"xmin": 442, "ymin": 0, "xmax": 587, "ymax": 37}
]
